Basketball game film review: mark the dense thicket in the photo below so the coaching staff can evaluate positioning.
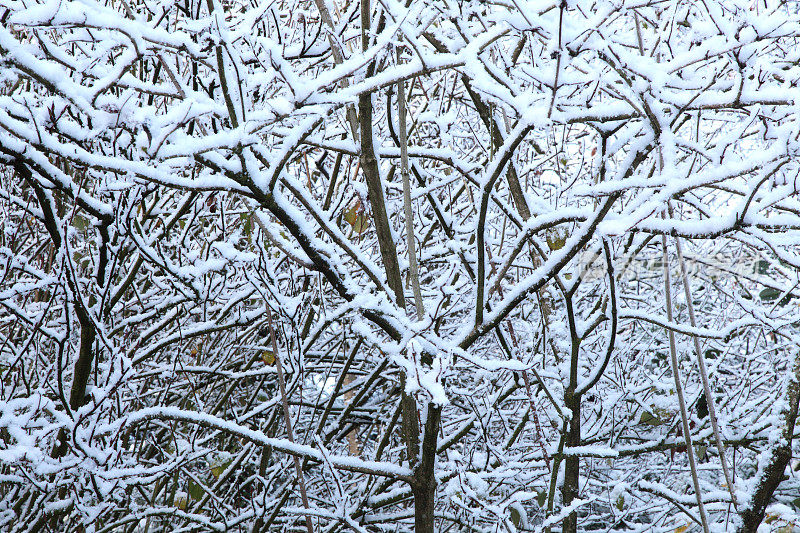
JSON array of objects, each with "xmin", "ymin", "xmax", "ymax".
[{"xmin": 1, "ymin": 0, "xmax": 800, "ymax": 531}]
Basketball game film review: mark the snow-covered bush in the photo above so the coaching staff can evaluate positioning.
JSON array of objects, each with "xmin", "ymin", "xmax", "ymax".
[{"xmin": 1, "ymin": 0, "xmax": 800, "ymax": 531}]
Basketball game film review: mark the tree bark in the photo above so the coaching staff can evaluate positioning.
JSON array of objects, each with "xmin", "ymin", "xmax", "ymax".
[
  {"xmin": 737, "ymin": 351, "xmax": 800, "ymax": 533},
  {"xmin": 412, "ymin": 404, "xmax": 441, "ymax": 533},
  {"xmin": 398, "ymin": 73, "xmax": 424, "ymax": 319},
  {"xmin": 561, "ymin": 391, "xmax": 580, "ymax": 533},
  {"xmin": 16, "ymin": 161, "xmax": 97, "ymax": 458},
  {"xmin": 462, "ymin": 77, "xmax": 531, "ymax": 221},
  {"xmin": 360, "ymin": 0, "xmax": 404, "ymax": 307}
]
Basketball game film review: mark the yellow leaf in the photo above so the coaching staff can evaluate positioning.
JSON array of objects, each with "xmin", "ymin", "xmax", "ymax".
[
  {"xmin": 174, "ymin": 493, "xmax": 188, "ymax": 510},
  {"xmin": 344, "ymin": 201, "xmax": 358, "ymax": 225},
  {"xmin": 344, "ymin": 199, "xmax": 369, "ymax": 235},
  {"xmin": 615, "ymin": 494, "xmax": 624, "ymax": 511},
  {"xmin": 261, "ymin": 350, "xmax": 275, "ymax": 366},
  {"xmin": 546, "ymin": 227, "xmax": 568, "ymax": 251},
  {"xmin": 674, "ymin": 524, "xmax": 688, "ymax": 533},
  {"xmin": 208, "ymin": 454, "xmax": 233, "ymax": 479}
]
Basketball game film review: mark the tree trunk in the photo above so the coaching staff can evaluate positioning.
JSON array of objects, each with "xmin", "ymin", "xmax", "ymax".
[
  {"xmin": 359, "ymin": 0, "xmax": 404, "ymax": 307},
  {"xmin": 462, "ymin": 77, "xmax": 531, "ymax": 221},
  {"xmin": 17, "ymin": 161, "xmax": 97, "ymax": 458},
  {"xmin": 561, "ymin": 391, "xmax": 580, "ymax": 533},
  {"xmin": 413, "ymin": 404, "xmax": 441, "ymax": 533},
  {"xmin": 737, "ymin": 352, "xmax": 800, "ymax": 533}
]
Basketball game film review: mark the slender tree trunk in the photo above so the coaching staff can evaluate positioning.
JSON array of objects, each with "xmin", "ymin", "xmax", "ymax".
[
  {"xmin": 18, "ymin": 161, "xmax": 98, "ymax": 458},
  {"xmin": 412, "ymin": 404, "xmax": 441, "ymax": 533},
  {"xmin": 69, "ymin": 306, "xmax": 96, "ymax": 410},
  {"xmin": 737, "ymin": 351, "xmax": 800, "ymax": 533},
  {"xmin": 398, "ymin": 71, "xmax": 424, "ymax": 319},
  {"xmin": 359, "ymin": 1, "xmax": 438, "ymax": 529},
  {"xmin": 561, "ymin": 294, "xmax": 582, "ymax": 533},
  {"xmin": 360, "ymin": 0, "xmax": 404, "ymax": 307},
  {"xmin": 52, "ymin": 312, "xmax": 96, "ymax": 459},
  {"xmin": 670, "ymin": 202, "xmax": 738, "ymax": 509},
  {"xmin": 266, "ymin": 311, "xmax": 315, "ymax": 533},
  {"xmin": 561, "ymin": 391, "xmax": 580, "ymax": 533},
  {"xmin": 462, "ymin": 77, "xmax": 531, "ymax": 221},
  {"xmin": 661, "ymin": 233, "xmax": 710, "ymax": 532}
]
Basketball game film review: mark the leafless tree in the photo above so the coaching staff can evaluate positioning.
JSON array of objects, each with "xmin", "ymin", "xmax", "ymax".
[{"xmin": 1, "ymin": 0, "xmax": 800, "ymax": 531}]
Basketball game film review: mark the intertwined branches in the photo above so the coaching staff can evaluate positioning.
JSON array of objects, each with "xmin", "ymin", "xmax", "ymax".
[{"xmin": 1, "ymin": 0, "xmax": 800, "ymax": 531}]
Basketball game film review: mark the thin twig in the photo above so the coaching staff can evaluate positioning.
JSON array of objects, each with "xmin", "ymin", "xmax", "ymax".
[
  {"xmin": 661, "ymin": 231, "xmax": 710, "ymax": 533},
  {"xmin": 669, "ymin": 201, "xmax": 739, "ymax": 510},
  {"xmin": 397, "ymin": 56, "xmax": 425, "ymax": 319},
  {"xmin": 267, "ymin": 309, "xmax": 315, "ymax": 533}
]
